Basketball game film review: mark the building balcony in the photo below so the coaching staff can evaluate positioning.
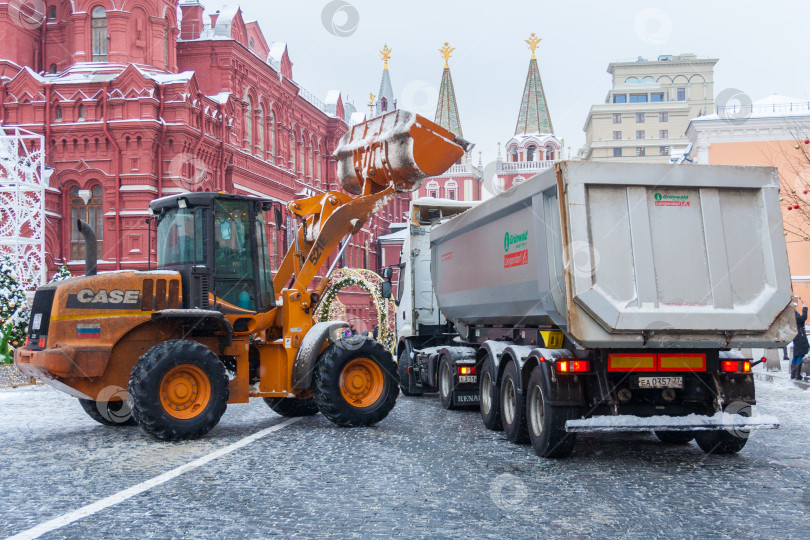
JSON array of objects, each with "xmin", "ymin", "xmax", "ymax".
[
  {"xmin": 497, "ymin": 159, "xmax": 558, "ymax": 172},
  {"xmin": 435, "ymin": 163, "xmax": 484, "ymax": 178}
]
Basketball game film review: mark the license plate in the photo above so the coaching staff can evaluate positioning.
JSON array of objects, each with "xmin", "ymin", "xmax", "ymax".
[
  {"xmin": 459, "ymin": 375, "xmax": 477, "ymax": 384},
  {"xmin": 637, "ymin": 376, "xmax": 683, "ymax": 389}
]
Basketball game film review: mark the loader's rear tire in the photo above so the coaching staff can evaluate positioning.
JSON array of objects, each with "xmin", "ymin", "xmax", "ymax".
[
  {"xmin": 479, "ymin": 353, "xmax": 502, "ymax": 431},
  {"xmin": 397, "ymin": 350, "xmax": 423, "ymax": 396},
  {"xmin": 655, "ymin": 430, "xmax": 695, "ymax": 445},
  {"xmin": 526, "ymin": 365, "xmax": 577, "ymax": 458},
  {"xmin": 128, "ymin": 340, "xmax": 229, "ymax": 441},
  {"xmin": 314, "ymin": 339, "xmax": 398, "ymax": 427},
  {"xmin": 263, "ymin": 397, "xmax": 319, "ymax": 417},
  {"xmin": 438, "ymin": 356, "xmax": 457, "ymax": 410},
  {"xmin": 500, "ymin": 360, "xmax": 529, "ymax": 444},
  {"xmin": 78, "ymin": 398, "xmax": 136, "ymax": 427}
]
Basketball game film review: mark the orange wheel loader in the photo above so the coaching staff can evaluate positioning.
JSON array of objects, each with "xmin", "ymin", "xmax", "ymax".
[{"xmin": 14, "ymin": 111, "xmax": 469, "ymax": 440}]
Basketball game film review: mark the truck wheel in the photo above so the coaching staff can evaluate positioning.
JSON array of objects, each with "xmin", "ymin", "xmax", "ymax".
[
  {"xmin": 128, "ymin": 340, "xmax": 229, "ymax": 441},
  {"xmin": 263, "ymin": 397, "xmax": 319, "ymax": 417},
  {"xmin": 438, "ymin": 356, "xmax": 457, "ymax": 410},
  {"xmin": 526, "ymin": 365, "xmax": 577, "ymax": 458},
  {"xmin": 78, "ymin": 398, "xmax": 136, "ymax": 427},
  {"xmin": 695, "ymin": 403, "xmax": 750, "ymax": 454},
  {"xmin": 500, "ymin": 360, "xmax": 529, "ymax": 444},
  {"xmin": 397, "ymin": 350, "xmax": 423, "ymax": 396},
  {"xmin": 314, "ymin": 339, "xmax": 398, "ymax": 427},
  {"xmin": 479, "ymin": 354, "xmax": 502, "ymax": 431},
  {"xmin": 655, "ymin": 431, "xmax": 695, "ymax": 445}
]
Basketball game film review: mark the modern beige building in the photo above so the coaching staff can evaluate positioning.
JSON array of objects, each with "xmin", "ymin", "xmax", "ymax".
[{"xmin": 580, "ymin": 54, "xmax": 718, "ymax": 163}]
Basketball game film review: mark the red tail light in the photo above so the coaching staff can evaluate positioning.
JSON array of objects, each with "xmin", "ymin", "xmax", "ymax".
[
  {"xmin": 25, "ymin": 336, "xmax": 29, "ymax": 347},
  {"xmin": 458, "ymin": 366, "xmax": 476, "ymax": 376},
  {"xmin": 38, "ymin": 337, "xmax": 46, "ymax": 348},
  {"xmin": 557, "ymin": 360, "xmax": 590, "ymax": 374},
  {"xmin": 743, "ymin": 361, "xmax": 751, "ymax": 372},
  {"xmin": 721, "ymin": 360, "xmax": 750, "ymax": 373}
]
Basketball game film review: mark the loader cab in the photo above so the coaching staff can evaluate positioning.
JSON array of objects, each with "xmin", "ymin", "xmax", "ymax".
[{"xmin": 150, "ymin": 193, "xmax": 279, "ymax": 314}]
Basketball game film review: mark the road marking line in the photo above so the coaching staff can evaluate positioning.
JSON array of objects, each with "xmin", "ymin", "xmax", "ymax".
[{"xmin": 6, "ymin": 417, "xmax": 302, "ymax": 540}]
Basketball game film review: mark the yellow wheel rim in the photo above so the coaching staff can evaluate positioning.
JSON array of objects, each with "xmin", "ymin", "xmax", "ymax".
[
  {"xmin": 339, "ymin": 357, "xmax": 384, "ymax": 408},
  {"xmin": 160, "ymin": 364, "xmax": 211, "ymax": 419}
]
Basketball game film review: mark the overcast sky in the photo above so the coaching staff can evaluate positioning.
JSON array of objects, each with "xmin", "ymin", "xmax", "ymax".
[{"xmin": 196, "ymin": 0, "xmax": 810, "ymax": 165}]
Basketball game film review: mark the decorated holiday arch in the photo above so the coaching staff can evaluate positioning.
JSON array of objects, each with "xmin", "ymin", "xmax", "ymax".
[{"xmin": 314, "ymin": 268, "xmax": 396, "ymax": 351}]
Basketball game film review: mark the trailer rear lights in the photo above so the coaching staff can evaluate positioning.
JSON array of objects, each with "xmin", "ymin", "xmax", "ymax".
[
  {"xmin": 557, "ymin": 360, "xmax": 589, "ymax": 373},
  {"xmin": 458, "ymin": 366, "xmax": 476, "ymax": 376},
  {"xmin": 721, "ymin": 360, "xmax": 751, "ymax": 373},
  {"xmin": 38, "ymin": 337, "xmax": 46, "ymax": 348},
  {"xmin": 24, "ymin": 336, "xmax": 29, "ymax": 347},
  {"xmin": 608, "ymin": 354, "xmax": 656, "ymax": 372},
  {"xmin": 658, "ymin": 353, "xmax": 706, "ymax": 371}
]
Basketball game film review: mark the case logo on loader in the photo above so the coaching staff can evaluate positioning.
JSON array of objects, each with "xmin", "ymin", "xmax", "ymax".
[{"xmin": 66, "ymin": 288, "xmax": 141, "ymax": 310}]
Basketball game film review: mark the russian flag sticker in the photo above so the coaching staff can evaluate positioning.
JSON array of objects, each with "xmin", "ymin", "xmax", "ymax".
[{"xmin": 77, "ymin": 323, "xmax": 101, "ymax": 339}]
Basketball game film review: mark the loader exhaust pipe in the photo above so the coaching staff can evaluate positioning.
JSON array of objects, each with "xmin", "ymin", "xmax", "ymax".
[{"xmin": 76, "ymin": 219, "xmax": 97, "ymax": 276}]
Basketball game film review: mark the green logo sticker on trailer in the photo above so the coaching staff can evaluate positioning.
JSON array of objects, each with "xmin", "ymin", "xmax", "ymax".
[
  {"xmin": 653, "ymin": 193, "xmax": 690, "ymax": 207},
  {"xmin": 504, "ymin": 230, "xmax": 529, "ymax": 252}
]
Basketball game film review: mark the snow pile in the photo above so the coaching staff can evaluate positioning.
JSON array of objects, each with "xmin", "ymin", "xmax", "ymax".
[{"xmin": 566, "ymin": 412, "xmax": 780, "ymax": 432}]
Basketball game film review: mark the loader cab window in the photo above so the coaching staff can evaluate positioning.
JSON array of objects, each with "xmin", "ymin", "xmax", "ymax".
[
  {"xmin": 157, "ymin": 207, "xmax": 203, "ymax": 265},
  {"xmin": 213, "ymin": 200, "xmax": 256, "ymax": 311},
  {"xmin": 253, "ymin": 209, "xmax": 275, "ymax": 309}
]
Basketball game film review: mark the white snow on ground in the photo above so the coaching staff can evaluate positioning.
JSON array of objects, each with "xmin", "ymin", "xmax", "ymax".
[
  {"xmin": 0, "ymin": 385, "xmax": 98, "ymax": 440},
  {"xmin": 566, "ymin": 412, "xmax": 780, "ymax": 432}
]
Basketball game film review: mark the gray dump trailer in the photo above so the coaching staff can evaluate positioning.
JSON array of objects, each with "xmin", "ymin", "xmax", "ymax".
[{"xmin": 394, "ymin": 161, "xmax": 790, "ymax": 458}]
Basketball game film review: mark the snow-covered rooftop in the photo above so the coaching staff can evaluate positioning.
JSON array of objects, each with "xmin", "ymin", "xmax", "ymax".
[{"xmin": 695, "ymin": 94, "xmax": 810, "ymax": 122}]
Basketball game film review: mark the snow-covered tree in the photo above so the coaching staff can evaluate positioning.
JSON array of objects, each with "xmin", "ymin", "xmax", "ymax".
[
  {"xmin": 48, "ymin": 265, "xmax": 72, "ymax": 284},
  {"xmin": 0, "ymin": 254, "xmax": 31, "ymax": 364}
]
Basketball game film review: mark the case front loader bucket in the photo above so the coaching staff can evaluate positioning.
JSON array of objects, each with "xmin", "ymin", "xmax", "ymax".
[{"xmin": 334, "ymin": 110, "xmax": 471, "ymax": 195}]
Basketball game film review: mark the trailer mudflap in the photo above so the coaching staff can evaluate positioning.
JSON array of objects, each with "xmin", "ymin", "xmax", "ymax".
[{"xmin": 565, "ymin": 413, "xmax": 780, "ymax": 433}]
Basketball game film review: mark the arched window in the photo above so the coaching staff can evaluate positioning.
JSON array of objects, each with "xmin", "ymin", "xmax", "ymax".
[
  {"xmin": 510, "ymin": 148, "xmax": 518, "ymax": 162},
  {"xmin": 299, "ymin": 134, "xmax": 305, "ymax": 173},
  {"xmin": 256, "ymin": 104, "xmax": 264, "ymax": 157},
  {"xmin": 309, "ymin": 138, "xmax": 314, "ymax": 179},
  {"xmin": 526, "ymin": 145, "xmax": 536, "ymax": 162},
  {"xmin": 426, "ymin": 180, "xmax": 439, "ymax": 199},
  {"xmin": 55, "ymin": 105, "xmax": 62, "ymax": 122},
  {"xmin": 243, "ymin": 94, "xmax": 252, "ymax": 150},
  {"xmin": 291, "ymin": 130, "xmax": 297, "ymax": 171},
  {"xmin": 48, "ymin": 5, "xmax": 56, "ymax": 19},
  {"xmin": 49, "ymin": 63, "xmax": 57, "ymax": 74},
  {"xmin": 70, "ymin": 185, "xmax": 103, "ymax": 260},
  {"xmin": 316, "ymin": 142, "xmax": 322, "ymax": 181},
  {"xmin": 91, "ymin": 7, "xmax": 107, "ymax": 62},
  {"xmin": 269, "ymin": 110, "xmax": 276, "ymax": 159},
  {"xmin": 77, "ymin": 104, "xmax": 85, "ymax": 121},
  {"xmin": 163, "ymin": 23, "xmax": 169, "ymax": 68},
  {"xmin": 545, "ymin": 147, "xmax": 555, "ymax": 161},
  {"xmin": 445, "ymin": 180, "xmax": 457, "ymax": 200},
  {"xmin": 381, "ymin": 97, "xmax": 387, "ymax": 112}
]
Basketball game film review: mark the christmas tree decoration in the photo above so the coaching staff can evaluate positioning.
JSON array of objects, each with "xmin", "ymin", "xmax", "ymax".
[
  {"xmin": 48, "ymin": 265, "xmax": 72, "ymax": 284},
  {"xmin": 0, "ymin": 254, "xmax": 31, "ymax": 364}
]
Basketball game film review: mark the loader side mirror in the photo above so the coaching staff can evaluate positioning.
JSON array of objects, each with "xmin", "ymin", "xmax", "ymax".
[
  {"xmin": 381, "ymin": 267, "xmax": 393, "ymax": 280},
  {"xmin": 381, "ymin": 281, "xmax": 392, "ymax": 299}
]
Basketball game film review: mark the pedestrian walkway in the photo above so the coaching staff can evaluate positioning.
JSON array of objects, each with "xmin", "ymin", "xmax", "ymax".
[{"xmin": 754, "ymin": 359, "xmax": 810, "ymax": 390}]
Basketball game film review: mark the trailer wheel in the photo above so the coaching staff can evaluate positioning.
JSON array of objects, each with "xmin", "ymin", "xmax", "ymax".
[
  {"xmin": 654, "ymin": 431, "xmax": 695, "ymax": 445},
  {"xmin": 128, "ymin": 339, "xmax": 229, "ymax": 441},
  {"xmin": 263, "ymin": 397, "xmax": 319, "ymax": 417},
  {"xmin": 694, "ymin": 403, "xmax": 750, "ymax": 454},
  {"xmin": 526, "ymin": 365, "xmax": 577, "ymax": 458},
  {"xmin": 479, "ymin": 354, "xmax": 502, "ymax": 431},
  {"xmin": 78, "ymin": 398, "xmax": 136, "ymax": 427},
  {"xmin": 438, "ymin": 356, "xmax": 457, "ymax": 410},
  {"xmin": 500, "ymin": 360, "xmax": 529, "ymax": 444},
  {"xmin": 314, "ymin": 339, "xmax": 398, "ymax": 427},
  {"xmin": 397, "ymin": 350, "xmax": 423, "ymax": 396}
]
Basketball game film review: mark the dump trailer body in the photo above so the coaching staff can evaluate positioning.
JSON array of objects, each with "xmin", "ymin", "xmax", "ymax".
[{"xmin": 431, "ymin": 161, "xmax": 795, "ymax": 349}]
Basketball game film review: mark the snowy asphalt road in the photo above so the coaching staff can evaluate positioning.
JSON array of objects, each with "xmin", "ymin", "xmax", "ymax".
[{"xmin": 2, "ymin": 380, "xmax": 810, "ymax": 539}]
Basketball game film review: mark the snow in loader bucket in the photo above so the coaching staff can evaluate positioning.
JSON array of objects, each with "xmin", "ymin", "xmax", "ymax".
[{"xmin": 565, "ymin": 412, "xmax": 780, "ymax": 433}]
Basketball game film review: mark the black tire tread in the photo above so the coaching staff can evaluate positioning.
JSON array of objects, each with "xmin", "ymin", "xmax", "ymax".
[
  {"xmin": 397, "ymin": 350, "xmax": 423, "ymax": 396},
  {"xmin": 263, "ymin": 397, "xmax": 319, "ymax": 417},
  {"xmin": 500, "ymin": 361, "xmax": 529, "ymax": 444},
  {"xmin": 314, "ymin": 339, "xmax": 398, "ymax": 427},
  {"xmin": 438, "ymin": 356, "xmax": 456, "ymax": 410},
  {"xmin": 479, "ymin": 354, "xmax": 502, "ymax": 431},
  {"xmin": 128, "ymin": 339, "xmax": 229, "ymax": 441}
]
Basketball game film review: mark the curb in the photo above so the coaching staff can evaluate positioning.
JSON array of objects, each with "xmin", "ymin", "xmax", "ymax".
[{"xmin": 754, "ymin": 371, "xmax": 810, "ymax": 390}]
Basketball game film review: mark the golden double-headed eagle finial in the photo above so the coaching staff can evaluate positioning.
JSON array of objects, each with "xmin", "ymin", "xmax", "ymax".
[
  {"xmin": 439, "ymin": 42, "xmax": 455, "ymax": 68},
  {"xmin": 525, "ymin": 33, "xmax": 542, "ymax": 59},
  {"xmin": 380, "ymin": 44, "xmax": 392, "ymax": 69},
  {"xmin": 368, "ymin": 93, "xmax": 375, "ymax": 113}
]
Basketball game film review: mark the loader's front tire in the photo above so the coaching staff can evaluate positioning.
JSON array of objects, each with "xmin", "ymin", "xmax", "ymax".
[
  {"xmin": 78, "ymin": 398, "xmax": 136, "ymax": 427},
  {"xmin": 263, "ymin": 397, "xmax": 319, "ymax": 417},
  {"xmin": 128, "ymin": 340, "xmax": 229, "ymax": 441},
  {"xmin": 314, "ymin": 339, "xmax": 398, "ymax": 427},
  {"xmin": 526, "ymin": 365, "xmax": 577, "ymax": 458},
  {"xmin": 655, "ymin": 430, "xmax": 695, "ymax": 445}
]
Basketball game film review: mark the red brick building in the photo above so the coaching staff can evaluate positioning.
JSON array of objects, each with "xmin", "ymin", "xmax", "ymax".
[{"xmin": 0, "ymin": 0, "xmax": 407, "ymax": 329}]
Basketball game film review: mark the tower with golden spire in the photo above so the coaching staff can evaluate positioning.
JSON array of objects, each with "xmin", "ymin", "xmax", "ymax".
[
  {"xmin": 374, "ymin": 44, "xmax": 396, "ymax": 117},
  {"xmin": 434, "ymin": 42, "xmax": 463, "ymax": 138}
]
